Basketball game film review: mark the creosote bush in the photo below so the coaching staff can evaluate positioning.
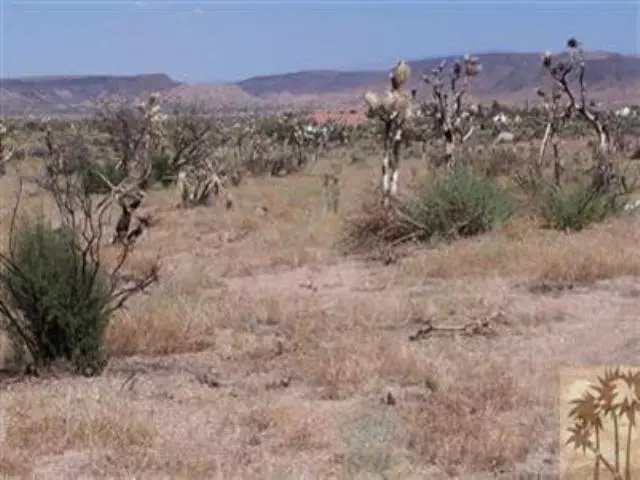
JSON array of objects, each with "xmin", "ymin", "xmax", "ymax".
[
  {"xmin": 0, "ymin": 215, "xmax": 112, "ymax": 375},
  {"xmin": 401, "ymin": 166, "xmax": 515, "ymax": 242},
  {"xmin": 516, "ymin": 173, "xmax": 628, "ymax": 231}
]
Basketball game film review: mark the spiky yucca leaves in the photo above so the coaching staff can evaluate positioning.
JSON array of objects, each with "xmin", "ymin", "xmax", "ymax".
[
  {"xmin": 363, "ymin": 60, "xmax": 412, "ymax": 121},
  {"xmin": 390, "ymin": 60, "xmax": 409, "ymax": 90}
]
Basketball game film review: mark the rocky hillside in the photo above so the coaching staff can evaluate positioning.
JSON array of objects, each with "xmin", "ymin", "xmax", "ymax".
[
  {"xmin": 0, "ymin": 73, "xmax": 181, "ymax": 116},
  {"xmin": 236, "ymin": 51, "xmax": 640, "ymax": 105},
  {"xmin": 1, "ymin": 51, "xmax": 639, "ymax": 116}
]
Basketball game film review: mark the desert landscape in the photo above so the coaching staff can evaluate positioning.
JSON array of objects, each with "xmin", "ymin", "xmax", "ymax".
[{"xmin": 0, "ymin": 39, "xmax": 639, "ymax": 479}]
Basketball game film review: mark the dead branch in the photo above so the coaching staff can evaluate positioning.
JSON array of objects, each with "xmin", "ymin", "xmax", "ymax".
[{"xmin": 409, "ymin": 317, "xmax": 498, "ymax": 341}]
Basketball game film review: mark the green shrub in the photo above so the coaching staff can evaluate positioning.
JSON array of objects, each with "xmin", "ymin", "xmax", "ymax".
[
  {"xmin": 0, "ymin": 216, "xmax": 113, "ymax": 375},
  {"xmin": 150, "ymin": 151, "xmax": 174, "ymax": 187},
  {"xmin": 401, "ymin": 166, "xmax": 515, "ymax": 242},
  {"xmin": 79, "ymin": 160, "xmax": 127, "ymax": 195},
  {"xmin": 516, "ymin": 173, "xmax": 628, "ymax": 231},
  {"xmin": 337, "ymin": 168, "xmax": 514, "ymax": 257}
]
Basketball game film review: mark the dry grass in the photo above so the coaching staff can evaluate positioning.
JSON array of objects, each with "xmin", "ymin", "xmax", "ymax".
[
  {"xmin": 0, "ymin": 150, "xmax": 638, "ymax": 477},
  {"xmin": 396, "ymin": 215, "xmax": 640, "ymax": 285}
]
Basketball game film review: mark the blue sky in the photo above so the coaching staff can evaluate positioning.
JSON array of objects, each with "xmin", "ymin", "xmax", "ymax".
[{"xmin": 0, "ymin": 0, "xmax": 638, "ymax": 82}]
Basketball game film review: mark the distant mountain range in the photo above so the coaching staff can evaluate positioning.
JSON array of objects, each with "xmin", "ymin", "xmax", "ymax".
[{"xmin": 1, "ymin": 51, "xmax": 639, "ymax": 116}]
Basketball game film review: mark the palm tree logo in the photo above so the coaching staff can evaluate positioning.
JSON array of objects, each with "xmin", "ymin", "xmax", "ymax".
[{"xmin": 563, "ymin": 366, "xmax": 640, "ymax": 480}]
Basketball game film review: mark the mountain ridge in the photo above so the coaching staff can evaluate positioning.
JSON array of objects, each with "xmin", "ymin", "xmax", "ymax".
[{"xmin": 1, "ymin": 51, "xmax": 638, "ymax": 116}]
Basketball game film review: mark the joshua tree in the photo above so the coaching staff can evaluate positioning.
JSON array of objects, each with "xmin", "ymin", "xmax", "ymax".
[
  {"xmin": 362, "ymin": 60, "xmax": 415, "ymax": 206},
  {"xmin": 419, "ymin": 54, "xmax": 482, "ymax": 169},
  {"xmin": 537, "ymin": 37, "xmax": 613, "ymax": 187}
]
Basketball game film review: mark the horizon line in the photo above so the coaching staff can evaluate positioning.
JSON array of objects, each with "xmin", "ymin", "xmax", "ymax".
[{"xmin": 1, "ymin": 48, "xmax": 637, "ymax": 84}]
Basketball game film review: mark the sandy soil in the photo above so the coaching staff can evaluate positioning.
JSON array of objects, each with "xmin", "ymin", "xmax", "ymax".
[{"xmin": 0, "ymin": 149, "xmax": 639, "ymax": 479}]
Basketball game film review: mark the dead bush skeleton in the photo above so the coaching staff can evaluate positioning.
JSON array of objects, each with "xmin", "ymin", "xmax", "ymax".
[{"xmin": 363, "ymin": 60, "xmax": 416, "ymax": 206}]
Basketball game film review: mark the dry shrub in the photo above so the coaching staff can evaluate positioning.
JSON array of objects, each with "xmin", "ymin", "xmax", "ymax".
[
  {"xmin": 532, "ymin": 223, "xmax": 640, "ymax": 284},
  {"xmin": 0, "ymin": 449, "xmax": 30, "ymax": 477},
  {"xmin": 401, "ymin": 360, "xmax": 535, "ymax": 476},
  {"xmin": 105, "ymin": 284, "xmax": 251, "ymax": 356},
  {"xmin": 246, "ymin": 400, "xmax": 335, "ymax": 452},
  {"xmin": 104, "ymin": 257, "xmax": 238, "ymax": 356},
  {"xmin": 106, "ymin": 288, "xmax": 319, "ymax": 358},
  {"xmin": 397, "ymin": 216, "xmax": 640, "ymax": 284},
  {"xmin": 466, "ymin": 146, "xmax": 525, "ymax": 178},
  {"xmin": 336, "ymin": 190, "xmax": 414, "ymax": 256},
  {"xmin": 5, "ymin": 387, "xmax": 155, "ymax": 457},
  {"xmin": 106, "ymin": 305, "xmax": 215, "ymax": 356},
  {"xmin": 87, "ymin": 448, "xmax": 237, "ymax": 479},
  {"xmin": 338, "ymin": 407, "xmax": 411, "ymax": 479},
  {"xmin": 337, "ymin": 167, "xmax": 514, "ymax": 258},
  {"xmin": 294, "ymin": 335, "xmax": 436, "ymax": 400}
]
